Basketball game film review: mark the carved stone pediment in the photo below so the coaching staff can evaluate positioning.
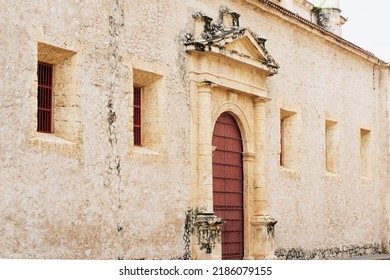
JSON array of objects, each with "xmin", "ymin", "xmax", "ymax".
[
  {"xmin": 186, "ymin": 28, "xmax": 279, "ymax": 75},
  {"xmin": 184, "ymin": 8, "xmax": 279, "ymax": 97}
]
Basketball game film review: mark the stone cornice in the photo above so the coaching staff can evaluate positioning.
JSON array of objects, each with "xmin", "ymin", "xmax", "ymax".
[{"xmin": 239, "ymin": 0, "xmax": 388, "ymax": 65}]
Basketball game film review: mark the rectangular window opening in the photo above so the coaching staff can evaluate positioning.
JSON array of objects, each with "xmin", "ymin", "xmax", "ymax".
[
  {"xmin": 280, "ymin": 109, "xmax": 297, "ymax": 169},
  {"xmin": 325, "ymin": 120, "xmax": 338, "ymax": 173},
  {"xmin": 133, "ymin": 86, "xmax": 142, "ymax": 146},
  {"xmin": 360, "ymin": 128, "xmax": 371, "ymax": 178},
  {"xmin": 280, "ymin": 117, "xmax": 284, "ymax": 166},
  {"xmin": 37, "ymin": 61, "xmax": 53, "ymax": 133}
]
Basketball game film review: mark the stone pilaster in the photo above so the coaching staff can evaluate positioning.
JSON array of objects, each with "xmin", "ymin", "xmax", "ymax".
[
  {"xmin": 250, "ymin": 97, "xmax": 277, "ymax": 260},
  {"xmin": 242, "ymin": 152, "xmax": 255, "ymax": 259},
  {"xmin": 253, "ymin": 97, "xmax": 269, "ymax": 216},
  {"xmin": 191, "ymin": 82, "xmax": 223, "ymax": 260},
  {"xmin": 197, "ymin": 82, "xmax": 214, "ymax": 213}
]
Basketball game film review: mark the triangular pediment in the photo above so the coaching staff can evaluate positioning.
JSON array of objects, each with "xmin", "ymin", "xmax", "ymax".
[
  {"xmin": 221, "ymin": 29, "xmax": 278, "ymax": 70},
  {"xmin": 225, "ymin": 36, "xmax": 265, "ymax": 61},
  {"xmin": 185, "ymin": 27, "xmax": 279, "ymax": 75}
]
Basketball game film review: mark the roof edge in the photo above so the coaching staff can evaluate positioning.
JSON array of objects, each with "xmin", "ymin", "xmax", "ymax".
[{"xmin": 243, "ymin": 0, "xmax": 387, "ymax": 65}]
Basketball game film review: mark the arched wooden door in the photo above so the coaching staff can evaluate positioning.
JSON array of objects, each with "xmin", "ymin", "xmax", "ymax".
[{"xmin": 212, "ymin": 112, "xmax": 244, "ymax": 260}]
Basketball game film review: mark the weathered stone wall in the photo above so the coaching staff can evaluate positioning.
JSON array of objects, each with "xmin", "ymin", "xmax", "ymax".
[
  {"xmin": 0, "ymin": 0, "xmax": 388, "ymax": 259},
  {"xmin": 382, "ymin": 67, "xmax": 390, "ymax": 252},
  {"xmin": 0, "ymin": 0, "xmax": 193, "ymax": 259},
  {"xmin": 247, "ymin": 3, "xmax": 387, "ymax": 255},
  {"xmin": 208, "ymin": 0, "xmax": 387, "ymax": 258}
]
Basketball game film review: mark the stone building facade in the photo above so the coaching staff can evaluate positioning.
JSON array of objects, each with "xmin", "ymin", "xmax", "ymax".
[{"xmin": 0, "ymin": 0, "xmax": 389, "ymax": 260}]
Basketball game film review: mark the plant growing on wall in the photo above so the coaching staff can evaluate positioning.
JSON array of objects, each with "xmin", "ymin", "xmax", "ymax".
[{"xmin": 312, "ymin": 0, "xmax": 327, "ymax": 13}]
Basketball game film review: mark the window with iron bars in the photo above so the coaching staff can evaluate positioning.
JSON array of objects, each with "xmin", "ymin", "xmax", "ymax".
[
  {"xmin": 37, "ymin": 62, "xmax": 53, "ymax": 133},
  {"xmin": 133, "ymin": 86, "xmax": 142, "ymax": 146}
]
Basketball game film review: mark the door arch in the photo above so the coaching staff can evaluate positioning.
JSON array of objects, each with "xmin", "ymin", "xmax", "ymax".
[{"xmin": 212, "ymin": 112, "xmax": 244, "ymax": 260}]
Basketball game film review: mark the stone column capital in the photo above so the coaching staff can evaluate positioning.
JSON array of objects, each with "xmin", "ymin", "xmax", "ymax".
[
  {"xmin": 197, "ymin": 81, "xmax": 216, "ymax": 92},
  {"xmin": 252, "ymin": 96, "xmax": 271, "ymax": 104}
]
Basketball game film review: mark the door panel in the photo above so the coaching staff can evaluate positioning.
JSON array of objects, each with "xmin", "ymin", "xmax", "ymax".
[{"xmin": 212, "ymin": 112, "xmax": 244, "ymax": 260}]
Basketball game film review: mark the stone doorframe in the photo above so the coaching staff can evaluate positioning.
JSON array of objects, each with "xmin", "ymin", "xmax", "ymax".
[
  {"xmin": 184, "ymin": 8, "xmax": 279, "ymax": 260},
  {"xmin": 191, "ymin": 82, "xmax": 277, "ymax": 260}
]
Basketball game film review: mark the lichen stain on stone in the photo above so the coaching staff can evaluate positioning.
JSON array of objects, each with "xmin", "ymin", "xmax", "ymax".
[
  {"xmin": 104, "ymin": 0, "xmax": 126, "ymax": 259},
  {"xmin": 107, "ymin": 105, "xmax": 117, "ymax": 145},
  {"xmin": 107, "ymin": 105, "xmax": 117, "ymax": 126},
  {"xmin": 275, "ymin": 244, "xmax": 381, "ymax": 260}
]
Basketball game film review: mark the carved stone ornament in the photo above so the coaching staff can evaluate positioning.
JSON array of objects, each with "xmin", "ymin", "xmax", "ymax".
[
  {"xmin": 184, "ymin": 7, "xmax": 279, "ymax": 74},
  {"xmin": 195, "ymin": 213, "xmax": 224, "ymax": 254}
]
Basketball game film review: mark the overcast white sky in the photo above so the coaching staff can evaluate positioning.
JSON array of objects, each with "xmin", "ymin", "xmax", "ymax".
[{"xmin": 341, "ymin": 0, "xmax": 389, "ymax": 62}]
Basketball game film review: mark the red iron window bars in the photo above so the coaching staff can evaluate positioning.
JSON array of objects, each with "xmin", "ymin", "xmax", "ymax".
[
  {"xmin": 37, "ymin": 62, "xmax": 53, "ymax": 133},
  {"xmin": 133, "ymin": 86, "xmax": 142, "ymax": 146}
]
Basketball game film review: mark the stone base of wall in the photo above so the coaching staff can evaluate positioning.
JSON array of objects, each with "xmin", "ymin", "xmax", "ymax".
[{"xmin": 275, "ymin": 244, "xmax": 381, "ymax": 260}]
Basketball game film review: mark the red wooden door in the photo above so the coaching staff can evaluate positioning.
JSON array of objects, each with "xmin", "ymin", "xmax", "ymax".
[{"xmin": 212, "ymin": 112, "xmax": 244, "ymax": 260}]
